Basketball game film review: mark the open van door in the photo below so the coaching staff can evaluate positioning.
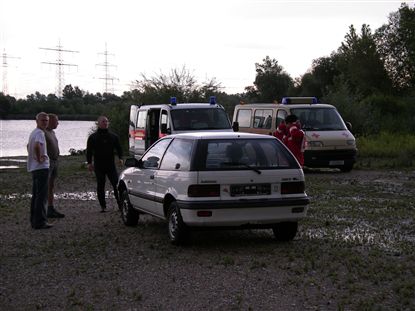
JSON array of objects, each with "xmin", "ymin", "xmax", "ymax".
[{"xmin": 129, "ymin": 105, "xmax": 138, "ymax": 156}]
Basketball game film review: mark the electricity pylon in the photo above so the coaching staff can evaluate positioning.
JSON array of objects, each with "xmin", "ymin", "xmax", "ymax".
[
  {"xmin": 2, "ymin": 49, "xmax": 20, "ymax": 95},
  {"xmin": 96, "ymin": 43, "xmax": 117, "ymax": 94},
  {"xmin": 40, "ymin": 40, "xmax": 79, "ymax": 97}
]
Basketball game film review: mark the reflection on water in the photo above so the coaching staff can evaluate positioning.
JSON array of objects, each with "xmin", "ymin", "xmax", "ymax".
[{"xmin": 1, "ymin": 120, "xmax": 95, "ymax": 157}]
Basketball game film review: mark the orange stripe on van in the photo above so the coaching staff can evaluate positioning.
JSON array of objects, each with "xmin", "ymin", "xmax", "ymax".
[{"xmin": 131, "ymin": 129, "xmax": 145, "ymax": 140}]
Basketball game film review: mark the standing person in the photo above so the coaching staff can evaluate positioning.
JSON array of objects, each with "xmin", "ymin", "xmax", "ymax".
[
  {"xmin": 86, "ymin": 116, "xmax": 123, "ymax": 212},
  {"xmin": 283, "ymin": 114, "xmax": 305, "ymax": 167},
  {"xmin": 27, "ymin": 112, "xmax": 52, "ymax": 229},
  {"xmin": 45, "ymin": 113, "xmax": 65, "ymax": 218}
]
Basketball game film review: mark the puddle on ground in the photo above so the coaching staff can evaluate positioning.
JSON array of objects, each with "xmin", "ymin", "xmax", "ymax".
[
  {"xmin": 0, "ymin": 166, "xmax": 20, "ymax": 169},
  {"xmin": 0, "ymin": 191, "xmax": 115, "ymax": 201},
  {"xmin": 301, "ymin": 224, "xmax": 410, "ymax": 254},
  {"xmin": 0, "ymin": 158, "xmax": 26, "ymax": 163}
]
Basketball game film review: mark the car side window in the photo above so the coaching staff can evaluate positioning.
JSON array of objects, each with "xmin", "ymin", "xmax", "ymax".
[
  {"xmin": 141, "ymin": 138, "xmax": 172, "ymax": 169},
  {"xmin": 160, "ymin": 139, "xmax": 193, "ymax": 171}
]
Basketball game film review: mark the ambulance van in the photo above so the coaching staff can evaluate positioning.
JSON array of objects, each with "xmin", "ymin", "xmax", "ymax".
[
  {"xmin": 129, "ymin": 96, "xmax": 233, "ymax": 156},
  {"xmin": 232, "ymin": 97, "xmax": 357, "ymax": 172}
]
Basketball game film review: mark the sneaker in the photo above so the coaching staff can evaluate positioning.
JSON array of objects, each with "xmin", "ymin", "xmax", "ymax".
[
  {"xmin": 100, "ymin": 206, "xmax": 106, "ymax": 213},
  {"xmin": 47, "ymin": 209, "xmax": 65, "ymax": 218},
  {"xmin": 34, "ymin": 223, "xmax": 53, "ymax": 229}
]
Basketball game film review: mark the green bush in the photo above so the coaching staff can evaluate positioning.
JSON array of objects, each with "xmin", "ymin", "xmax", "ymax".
[{"xmin": 356, "ymin": 132, "xmax": 415, "ymax": 167}]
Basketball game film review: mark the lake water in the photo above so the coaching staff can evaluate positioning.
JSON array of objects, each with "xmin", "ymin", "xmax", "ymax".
[{"xmin": 0, "ymin": 120, "xmax": 96, "ymax": 157}]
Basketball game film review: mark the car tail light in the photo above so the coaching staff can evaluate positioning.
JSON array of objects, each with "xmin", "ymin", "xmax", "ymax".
[
  {"xmin": 281, "ymin": 181, "xmax": 305, "ymax": 194},
  {"xmin": 197, "ymin": 211, "xmax": 212, "ymax": 217},
  {"xmin": 188, "ymin": 185, "xmax": 220, "ymax": 197}
]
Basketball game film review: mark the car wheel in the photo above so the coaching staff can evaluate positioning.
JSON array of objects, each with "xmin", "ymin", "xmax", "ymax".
[
  {"xmin": 272, "ymin": 222, "xmax": 298, "ymax": 241},
  {"xmin": 167, "ymin": 201, "xmax": 188, "ymax": 245},
  {"xmin": 340, "ymin": 163, "xmax": 353, "ymax": 172},
  {"xmin": 120, "ymin": 189, "xmax": 139, "ymax": 226}
]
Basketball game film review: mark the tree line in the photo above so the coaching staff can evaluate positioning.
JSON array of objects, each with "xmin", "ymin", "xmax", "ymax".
[{"xmin": 1, "ymin": 3, "xmax": 414, "ymax": 145}]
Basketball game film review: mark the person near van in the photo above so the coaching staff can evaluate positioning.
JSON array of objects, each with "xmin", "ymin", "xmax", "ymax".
[
  {"xmin": 275, "ymin": 115, "xmax": 305, "ymax": 167},
  {"xmin": 45, "ymin": 113, "xmax": 65, "ymax": 218},
  {"xmin": 86, "ymin": 116, "xmax": 123, "ymax": 212},
  {"xmin": 27, "ymin": 112, "xmax": 52, "ymax": 229}
]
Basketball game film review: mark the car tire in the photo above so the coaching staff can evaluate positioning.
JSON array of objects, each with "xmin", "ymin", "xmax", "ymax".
[
  {"xmin": 167, "ymin": 201, "xmax": 188, "ymax": 245},
  {"xmin": 120, "ymin": 189, "xmax": 139, "ymax": 226},
  {"xmin": 272, "ymin": 222, "xmax": 298, "ymax": 241},
  {"xmin": 340, "ymin": 163, "xmax": 353, "ymax": 172}
]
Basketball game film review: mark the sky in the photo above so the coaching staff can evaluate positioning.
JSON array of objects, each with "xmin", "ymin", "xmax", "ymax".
[{"xmin": 0, "ymin": 0, "xmax": 413, "ymax": 98}]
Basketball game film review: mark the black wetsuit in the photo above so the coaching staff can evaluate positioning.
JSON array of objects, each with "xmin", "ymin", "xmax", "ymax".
[{"xmin": 86, "ymin": 128, "xmax": 123, "ymax": 209}]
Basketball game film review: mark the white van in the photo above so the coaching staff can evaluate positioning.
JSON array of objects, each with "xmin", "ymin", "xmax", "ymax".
[
  {"xmin": 232, "ymin": 97, "xmax": 357, "ymax": 172},
  {"xmin": 129, "ymin": 96, "xmax": 232, "ymax": 156}
]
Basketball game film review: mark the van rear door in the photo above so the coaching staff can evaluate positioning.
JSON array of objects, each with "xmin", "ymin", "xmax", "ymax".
[{"xmin": 129, "ymin": 105, "xmax": 138, "ymax": 156}]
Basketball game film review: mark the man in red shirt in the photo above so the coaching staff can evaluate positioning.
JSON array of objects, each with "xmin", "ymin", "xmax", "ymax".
[{"xmin": 274, "ymin": 115, "xmax": 305, "ymax": 167}]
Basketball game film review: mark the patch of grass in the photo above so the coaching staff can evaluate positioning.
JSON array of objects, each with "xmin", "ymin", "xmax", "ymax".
[{"xmin": 356, "ymin": 132, "xmax": 415, "ymax": 168}]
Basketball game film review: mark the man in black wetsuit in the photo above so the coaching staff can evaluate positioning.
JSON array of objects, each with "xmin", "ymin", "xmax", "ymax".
[{"xmin": 86, "ymin": 116, "xmax": 123, "ymax": 212}]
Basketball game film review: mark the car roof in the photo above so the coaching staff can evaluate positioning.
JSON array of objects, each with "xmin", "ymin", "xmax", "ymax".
[{"xmin": 167, "ymin": 131, "xmax": 276, "ymax": 140}]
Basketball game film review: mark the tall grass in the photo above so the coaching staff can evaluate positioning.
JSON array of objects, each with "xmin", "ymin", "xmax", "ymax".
[{"xmin": 356, "ymin": 132, "xmax": 415, "ymax": 168}]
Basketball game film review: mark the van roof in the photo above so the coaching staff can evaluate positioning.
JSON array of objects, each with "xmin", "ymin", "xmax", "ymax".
[
  {"xmin": 235, "ymin": 103, "xmax": 335, "ymax": 109},
  {"xmin": 139, "ymin": 103, "xmax": 224, "ymax": 110}
]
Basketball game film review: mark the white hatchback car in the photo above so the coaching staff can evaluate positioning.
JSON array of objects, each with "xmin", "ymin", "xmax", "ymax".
[{"xmin": 118, "ymin": 132, "xmax": 310, "ymax": 244}]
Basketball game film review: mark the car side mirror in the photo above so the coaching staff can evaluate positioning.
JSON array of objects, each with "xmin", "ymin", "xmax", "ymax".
[
  {"xmin": 124, "ymin": 158, "xmax": 139, "ymax": 167},
  {"xmin": 232, "ymin": 121, "xmax": 239, "ymax": 132},
  {"xmin": 345, "ymin": 121, "xmax": 352, "ymax": 131}
]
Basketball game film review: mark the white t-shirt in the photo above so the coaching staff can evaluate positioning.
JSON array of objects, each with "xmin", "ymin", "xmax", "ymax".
[{"xmin": 27, "ymin": 128, "xmax": 50, "ymax": 172}]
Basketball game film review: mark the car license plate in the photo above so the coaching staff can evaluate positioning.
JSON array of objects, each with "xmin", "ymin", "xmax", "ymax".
[
  {"xmin": 230, "ymin": 184, "xmax": 271, "ymax": 196},
  {"xmin": 329, "ymin": 160, "xmax": 344, "ymax": 166}
]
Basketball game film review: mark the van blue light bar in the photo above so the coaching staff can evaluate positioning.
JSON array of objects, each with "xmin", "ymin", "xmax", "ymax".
[
  {"xmin": 281, "ymin": 97, "xmax": 318, "ymax": 104},
  {"xmin": 170, "ymin": 97, "xmax": 177, "ymax": 105},
  {"xmin": 209, "ymin": 96, "xmax": 216, "ymax": 105}
]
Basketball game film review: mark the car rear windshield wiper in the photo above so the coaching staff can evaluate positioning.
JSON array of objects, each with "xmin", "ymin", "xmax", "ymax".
[{"xmin": 221, "ymin": 162, "xmax": 261, "ymax": 174}]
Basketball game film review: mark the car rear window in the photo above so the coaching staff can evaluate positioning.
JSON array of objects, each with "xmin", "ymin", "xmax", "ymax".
[{"xmin": 194, "ymin": 138, "xmax": 299, "ymax": 170}]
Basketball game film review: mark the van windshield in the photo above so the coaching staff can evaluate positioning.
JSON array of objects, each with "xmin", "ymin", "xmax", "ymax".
[
  {"xmin": 171, "ymin": 108, "xmax": 231, "ymax": 131},
  {"xmin": 291, "ymin": 107, "xmax": 347, "ymax": 131}
]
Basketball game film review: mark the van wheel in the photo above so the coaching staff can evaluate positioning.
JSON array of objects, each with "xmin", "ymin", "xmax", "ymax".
[
  {"xmin": 340, "ymin": 163, "xmax": 353, "ymax": 172},
  {"xmin": 272, "ymin": 222, "xmax": 298, "ymax": 241},
  {"xmin": 120, "ymin": 190, "xmax": 139, "ymax": 226},
  {"xmin": 167, "ymin": 201, "xmax": 188, "ymax": 245}
]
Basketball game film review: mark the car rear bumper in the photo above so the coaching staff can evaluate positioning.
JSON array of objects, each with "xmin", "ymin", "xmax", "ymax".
[{"xmin": 177, "ymin": 197, "xmax": 309, "ymax": 226}]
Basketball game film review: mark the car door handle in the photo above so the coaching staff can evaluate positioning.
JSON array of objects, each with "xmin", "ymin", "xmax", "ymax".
[{"xmin": 150, "ymin": 175, "xmax": 154, "ymax": 179}]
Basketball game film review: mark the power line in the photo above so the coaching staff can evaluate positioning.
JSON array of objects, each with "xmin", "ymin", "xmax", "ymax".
[
  {"xmin": 40, "ymin": 40, "xmax": 79, "ymax": 97},
  {"xmin": 2, "ymin": 48, "xmax": 20, "ymax": 95},
  {"xmin": 96, "ymin": 43, "xmax": 118, "ymax": 94}
]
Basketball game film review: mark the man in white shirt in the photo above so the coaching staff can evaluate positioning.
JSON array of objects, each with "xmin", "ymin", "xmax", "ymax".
[{"xmin": 27, "ymin": 112, "xmax": 52, "ymax": 229}]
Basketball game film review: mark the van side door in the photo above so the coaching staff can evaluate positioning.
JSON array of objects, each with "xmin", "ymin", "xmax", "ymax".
[
  {"xmin": 159, "ymin": 109, "xmax": 170, "ymax": 137},
  {"xmin": 146, "ymin": 108, "xmax": 161, "ymax": 149}
]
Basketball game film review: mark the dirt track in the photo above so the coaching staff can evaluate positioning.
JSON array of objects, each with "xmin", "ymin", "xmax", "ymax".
[{"xmin": 1, "ymin": 156, "xmax": 414, "ymax": 310}]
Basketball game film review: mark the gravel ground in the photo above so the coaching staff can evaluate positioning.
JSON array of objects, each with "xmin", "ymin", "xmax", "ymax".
[{"xmin": 1, "ymin": 156, "xmax": 414, "ymax": 310}]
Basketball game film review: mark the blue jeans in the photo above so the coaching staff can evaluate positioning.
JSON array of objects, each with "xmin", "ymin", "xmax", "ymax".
[{"xmin": 31, "ymin": 169, "xmax": 49, "ymax": 228}]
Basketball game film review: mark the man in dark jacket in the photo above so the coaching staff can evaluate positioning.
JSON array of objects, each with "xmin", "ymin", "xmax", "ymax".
[{"xmin": 86, "ymin": 116, "xmax": 123, "ymax": 212}]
